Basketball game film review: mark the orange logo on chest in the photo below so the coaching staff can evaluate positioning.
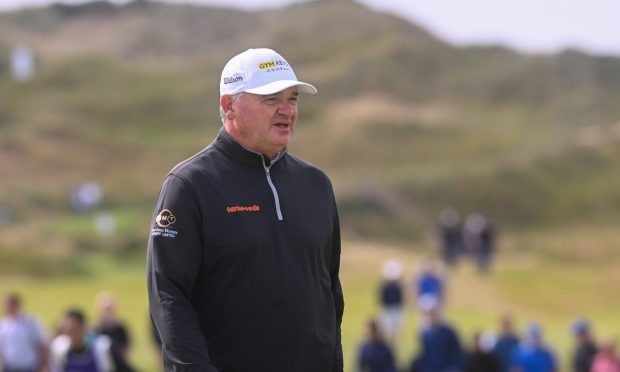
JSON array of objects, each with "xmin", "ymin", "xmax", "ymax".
[{"xmin": 226, "ymin": 204, "xmax": 261, "ymax": 214}]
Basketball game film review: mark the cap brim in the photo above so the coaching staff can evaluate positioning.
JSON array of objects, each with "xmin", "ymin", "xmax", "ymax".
[{"xmin": 245, "ymin": 80, "xmax": 317, "ymax": 95}]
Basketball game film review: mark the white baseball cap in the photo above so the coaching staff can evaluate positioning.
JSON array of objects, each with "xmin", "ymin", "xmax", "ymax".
[
  {"xmin": 382, "ymin": 259, "xmax": 403, "ymax": 281},
  {"xmin": 220, "ymin": 48, "xmax": 317, "ymax": 96}
]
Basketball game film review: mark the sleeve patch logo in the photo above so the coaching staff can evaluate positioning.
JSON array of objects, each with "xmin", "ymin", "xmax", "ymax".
[{"xmin": 156, "ymin": 209, "xmax": 176, "ymax": 227}]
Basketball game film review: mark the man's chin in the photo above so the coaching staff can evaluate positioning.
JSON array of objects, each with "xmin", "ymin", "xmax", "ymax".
[{"xmin": 271, "ymin": 134, "xmax": 292, "ymax": 147}]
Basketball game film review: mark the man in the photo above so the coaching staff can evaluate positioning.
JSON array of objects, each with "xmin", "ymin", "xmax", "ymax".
[
  {"xmin": 0, "ymin": 293, "xmax": 48, "ymax": 372},
  {"xmin": 147, "ymin": 48, "xmax": 344, "ymax": 371},
  {"xmin": 510, "ymin": 323, "xmax": 556, "ymax": 372},
  {"xmin": 414, "ymin": 262, "xmax": 444, "ymax": 313},
  {"xmin": 464, "ymin": 332, "xmax": 500, "ymax": 372},
  {"xmin": 357, "ymin": 318, "xmax": 396, "ymax": 372},
  {"xmin": 50, "ymin": 308, "xmax": 113, "ymax": 372},
  {"xmin": 436, "ymin": 207, "xmax": 463, "ymax": 266},
  {"xmin": 414, "ymin": 294, "xmax": 464, "ymax": 372},
  {"xmin": 93, "ymin": 292, "xmax": 135, "ymax": 372},
  {"xmin": 493, "ymin": 314, "xmax": 520, "ymax": 372},
  {"xmin": 378, "ymin": 259, "xmax": 404, "ymax": 350},
  {"xmin": 570, "ymin": 318, "xmax": 597, "ymax": 372}
]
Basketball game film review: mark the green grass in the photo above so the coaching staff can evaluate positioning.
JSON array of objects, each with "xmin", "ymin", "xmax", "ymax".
[{"xmin": 3, "ymin": 233, "xmax": 620, "ymax": 372}]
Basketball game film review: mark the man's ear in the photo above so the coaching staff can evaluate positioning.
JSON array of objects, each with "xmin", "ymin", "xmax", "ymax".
[{"xmin": 220, "ymin": 95, "xmax": 234, "ymax": 120}]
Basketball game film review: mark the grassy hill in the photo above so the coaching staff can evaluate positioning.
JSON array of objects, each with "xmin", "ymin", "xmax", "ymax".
[{"xmin": 0, "ymin": 0, "xmax": 620, "ymax": 261}]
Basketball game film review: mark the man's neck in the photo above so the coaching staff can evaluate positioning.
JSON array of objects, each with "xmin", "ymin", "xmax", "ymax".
[{"xmin": 222, "ymin": 126, "xmax": 282, "ymax": 160}]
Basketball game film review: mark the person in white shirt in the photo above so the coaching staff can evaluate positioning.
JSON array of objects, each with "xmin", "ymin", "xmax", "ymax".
[
  {"xmin": 0, "ymin": 293, "xmax": 49, "ymax": 372},
  {"xmin": 50, "ymin": 308, "xmax": 113, "ymax": 372}
]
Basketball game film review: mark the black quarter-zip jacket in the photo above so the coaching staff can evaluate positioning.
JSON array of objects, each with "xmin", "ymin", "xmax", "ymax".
[{"xmin": 147, "ymin": 128, "xmax": 344, "ymax": 372}]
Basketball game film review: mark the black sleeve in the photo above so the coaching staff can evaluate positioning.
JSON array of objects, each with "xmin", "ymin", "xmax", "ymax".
[
  {"xmin": 147, "ymin": 174, "xmax": 218, "ymax": 372},
  {"xmin": 116, "ymin": 323, "xmax": 130, "ymax": 350},
  {"xmin": 330, "ymin": 196, "xmax": 345, "ymax": 372}
]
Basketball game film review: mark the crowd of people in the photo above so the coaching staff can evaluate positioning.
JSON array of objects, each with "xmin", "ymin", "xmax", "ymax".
[
  {"xmin": 356, "ymin": 259, "xmax": 620, "ymax": 372},
  {"xmin": 2, "ymin": 267, "xmax": 618, "ymax": 372},
  {"xmin": 0, "ymin": 292, "xmax": 136, "ymax": 372}
]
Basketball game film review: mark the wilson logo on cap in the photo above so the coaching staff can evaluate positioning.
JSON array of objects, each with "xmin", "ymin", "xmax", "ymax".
[{"xmin": 223, "ymin": 76, "xmax": 243, "ymax": 84}]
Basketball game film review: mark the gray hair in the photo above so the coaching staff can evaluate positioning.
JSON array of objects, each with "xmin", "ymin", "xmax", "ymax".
[{"xmin": 219, "ymin": 92, "xmax": 245, "ymax": 124}]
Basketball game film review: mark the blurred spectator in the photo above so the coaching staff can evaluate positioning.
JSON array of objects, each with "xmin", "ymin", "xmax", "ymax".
[
  {"xmin": 591, "ymin": 339, "xmax": 620, "ymax": 372},
  {"xmin": 69, "ymin": 182, "xmax": 103, "ymax": 213},
  {"xmin": 493, "ymin": 313, "xmax": 520, "ymax": 372},
  {"xmin": 570, "ymin": 318, "xmax": 597, "ymax": 372},
  {"xmin": 464, "ymin": 331, "xmax": 500, "ymax": 372},
  {"xmin": 50, "ymin": 308, "xmax": 113, "ymax": 372},
  {"xmin": 378, "ymin": 259, "xmax": 404, "ymax": 349},
  {"xmin": 463, "ymin": 213, "xmax": 496, "ymax": 274},
  {"xmin": 413, "ymin": 294, "xmax": 464, "ymax": 372},
  {"xmin": 10, "ymin": 44, "xmax": 36, "ymax": 82},
  {"xmin": 94, "ymin": 292, "xmax": 135, "ymax": 372},
  {"xmin": 437, "ymin": 207, "xmax": 464, "ymax": 266},
  {"xmin": 510, "ymin": 323, "xmax": 557, "ymax": 372},
  {"xmin": 357, "ymin": 318, "xmax": 397, "ymax": 372},
  {"xmin": 0, "ymin": 293, "xmax": 49, "ymax": 372},
  {"xmin": 94, "ymin": 212, "xmax": 117, "ymax": 238},
  {"xmin": 414, "ymin": 262, "xmax": 444, "ymax": 307}
]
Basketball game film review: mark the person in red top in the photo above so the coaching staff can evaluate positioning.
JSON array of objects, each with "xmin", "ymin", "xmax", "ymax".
[{"xmin": 591, "ymin": 339, "xmax": 620, "ymax": 372}]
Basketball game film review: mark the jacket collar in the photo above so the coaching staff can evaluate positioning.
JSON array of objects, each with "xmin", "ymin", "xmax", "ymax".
[{"xmin": 214, "ymin": 127, "xmax": 287, "ymax": 168}]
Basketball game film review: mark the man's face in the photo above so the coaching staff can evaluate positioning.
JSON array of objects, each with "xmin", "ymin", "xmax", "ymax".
[
  {"xmin": 228, "ymin": 86, "xmax": 299, "ymax": 158},
  {"xmin": 62, "ymin": 316, "xmax": 86, "ymax": 346},
  {"xmin": 4, "ymin": 298, "xmax": 19, "ymax": 316},
  {"xmin": 427, "ymin": 307, "xmax": 440, "ymax": 325}
]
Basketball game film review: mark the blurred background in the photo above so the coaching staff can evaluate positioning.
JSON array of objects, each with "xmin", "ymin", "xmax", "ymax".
[{"xmin": 1, "ymin": 0, "xmax": 620, "ymax": 371}]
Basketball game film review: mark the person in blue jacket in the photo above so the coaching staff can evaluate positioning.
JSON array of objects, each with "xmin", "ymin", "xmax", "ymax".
[
  {"xmin": 493, "ymin": 314, "xmax": 520, "ymax": 372},
  {"xmin": 358, "ymin": 318, "xmax": 397, "ymax": 372},
  {"xmin": 510, "ymin": 323, "xmax": 557, "ymax": 372},
  {"xmin": 414, "ymin": 262, "xmax": 444, "ymax": 306},
  {"xmin": 414, "ymin": 295, "xmax": 464, "ymax": 372}
]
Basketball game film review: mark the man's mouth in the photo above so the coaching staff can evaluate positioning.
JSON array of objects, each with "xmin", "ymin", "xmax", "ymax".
[{"xmin": 274, "ymin": 123, "xmax": 290, "ymax": 129}]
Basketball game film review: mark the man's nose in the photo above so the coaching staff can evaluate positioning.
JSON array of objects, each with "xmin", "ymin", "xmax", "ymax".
[{"xmin": 276, "ymin": 101, "xmax": 295, "ymax": 117}]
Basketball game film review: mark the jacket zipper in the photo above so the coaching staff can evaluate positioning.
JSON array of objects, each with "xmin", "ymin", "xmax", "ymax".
[{"xmin": 260, "ymin": 155, "xmax": 284, "ymax": 221}]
